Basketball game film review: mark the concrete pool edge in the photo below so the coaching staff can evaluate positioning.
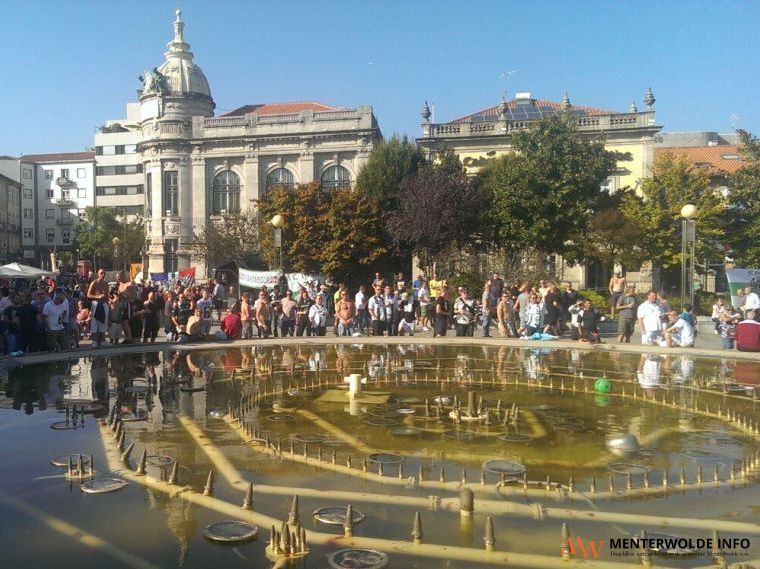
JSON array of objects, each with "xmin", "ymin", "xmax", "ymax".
[{"xmin": 4, "ymin": 335, "xmax": 760, "ymax": 369}]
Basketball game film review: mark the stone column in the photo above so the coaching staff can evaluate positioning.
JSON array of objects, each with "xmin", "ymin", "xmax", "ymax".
[
  {"xmin": 146, "ymin": 157, "xmax": 164, "ymax": 273},
  {"xmin": 297, "ymin": 148, "xmax": 315, "ymax": 184},
  {"xmin": 243, "ymin": 150, "xmax": 259, "ymax": 205},
  {"xmin": 190, "ymin": 153, "xmax": 207, "ymax": 276},
  {"xmin": 176, "ymin": 159, "xmax": 191, "ymax": 271}
]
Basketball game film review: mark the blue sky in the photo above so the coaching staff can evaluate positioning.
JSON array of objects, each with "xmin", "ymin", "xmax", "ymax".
[{"xmin": 1, "ymin": 0, "xmax": 757, "ymax": 155}]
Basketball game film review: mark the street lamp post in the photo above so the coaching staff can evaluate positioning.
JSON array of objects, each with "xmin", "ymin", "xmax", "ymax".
[
  {"xmin": 270, "ymin": 214, "xmax": 285, "ymax": 272},
  {"xmin": 112, "ymin": 236, "xmax": 121, "ymax": 273},
  {"xmin": 680, "ymin": 204, "xmax": 697, "ymax": 309}
]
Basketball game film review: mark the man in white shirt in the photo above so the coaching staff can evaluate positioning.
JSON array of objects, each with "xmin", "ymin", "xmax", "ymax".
[
  {"xmin": 308, "ymin": 294, "xmax": 328, "ymax": 336},
  {"xmin": 636, "ymin": 290, "xmax": 663, "ymax": 345},
  {"xmin": 664, "ymin": 311, "xmax": 695, "ymax": 347},
  {"xmin": 367, "ymin": 284, "xmax": 386, "ymax": 336},
  {"xmin": 43, "ymin": 291, "xmax": 70, "ymax": 352},
  {"xmin": 744, "ymin": 288, "xmax": 760, "ymax": 312},
  {"xmin": 354, "ymin": 285, "xmax": 368, "ymax": 334}
]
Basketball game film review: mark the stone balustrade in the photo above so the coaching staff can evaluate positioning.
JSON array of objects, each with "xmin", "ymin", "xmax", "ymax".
[{"xmin": 421, "ymin": 111, "xmax": 656, "ymax": 139}]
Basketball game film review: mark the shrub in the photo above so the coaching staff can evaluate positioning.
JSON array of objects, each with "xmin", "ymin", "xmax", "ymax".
[{"xmin": 577, "ymin": 289, "xmax": 610, "ymax": 314}]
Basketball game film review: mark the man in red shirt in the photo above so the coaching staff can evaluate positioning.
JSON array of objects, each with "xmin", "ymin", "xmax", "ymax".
[
  {"xmin": 735, "ymin": 310, "xmax": 760, "ymax": 352},
  {"xmin": 221, "ymin": 307, "xmax": 242, "ymax": 340}
]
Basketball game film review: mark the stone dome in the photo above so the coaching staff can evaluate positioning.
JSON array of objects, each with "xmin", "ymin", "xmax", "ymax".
[{"xmin": 140, "ymin": 10, "xmax": 212, "ymax": 100}]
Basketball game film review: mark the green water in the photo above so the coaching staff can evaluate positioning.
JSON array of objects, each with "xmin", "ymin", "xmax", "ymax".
[{"xmin": 1, "ymin": 344, "xmax": 758, "ymax": 568}]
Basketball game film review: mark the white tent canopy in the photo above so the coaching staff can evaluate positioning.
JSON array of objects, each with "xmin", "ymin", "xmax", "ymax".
[{"xmin": 1, "ymin": 262, "xmax": 56, "ymax": 278}]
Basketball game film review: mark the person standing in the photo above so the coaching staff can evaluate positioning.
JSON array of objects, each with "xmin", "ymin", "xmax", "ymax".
[
  {"xmin": 354, "ymin": 285, "xmax": 369, "ymax": 335},
  {"xmin": 43, "ymin": 291, "xmax": 69, "ymax": 352},
  {"xmin": 269, "ymin": 285, "xmax": 285, "ymax": 338},
  {"xmin": 434, "ymin": 286, "xmax": 452, "ymax": 337},
  {"xmin": 513, "ymin": 283, "xmax": 531, "ymax": 336},
  {"xmin": 2, "ymin": 294, "xmax": 21, "ymax": 354},
  {"xmin": 240, "ymin": 293, "xmax": 253, "ymax": 339},
  {"xmin": 142, "ymin": 291, "xmax": 161, "ymax": 343},
  {"xmin": 368, "ymin": 284, "xmax": 386, "ymax": 336},
  {"xmin": 335, "ymin": 289, "xmax": 356, "ymax": 336},
  {"xmin": 295, "ymin": 290, "xmax": 313, "ymax": 337},
  {"xmin": 609, "ymin": 271, "xmax": 626, "ymax": 317},
  {"xmin": 637, "ymin": 290, "xmax": 664, "ymax": 345},
  {"xmin": 480, "ymin": 282, "xmax": 496, "ymax": 337},
  {"xmin": 616, "ymin": 286, "xmax": 637, "ymax": 343},
  {"xmin": 212, "ymin": 279, "xmax": 226, "ymax": 322},
  {"xmin": 309, "ymin": 294, "xmax": 329, "ymax": 336},
  {"xmin": 382, "ymin": 284, "xmax": 398, "ymax": 336},
  {"xmin": 255, "ymin": 291, "xmax": 271, "ymax": 338},
  {"xmin": 280, "ymin": 293, "xmax": 297, "ymax": 337},
  {"xmin": 87, "ymin": 269, "xmax": 110, "ymax": 348},
  {"xmin": 454, "ymin": 287, "xmax": 476, "ymax": 337},
  {"xmin": 496, "ymin": 292, "xmax": 515, "ymax": 337},
  {"xmin": 417, "ymin": 281, "xmax": 431, "ymax": 331},
  {"xmin": 196, "ymin": 289, "xmax": 214, "ymax": 336},
  {"xmin": 542, "ymin": 282, "xmax": 562, "ymax": 336}
]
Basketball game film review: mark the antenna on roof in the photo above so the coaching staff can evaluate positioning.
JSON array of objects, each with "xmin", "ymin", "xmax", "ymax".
[{"xmin": 499, "ymin": 70, "xmax": 518, "ymax": 99}]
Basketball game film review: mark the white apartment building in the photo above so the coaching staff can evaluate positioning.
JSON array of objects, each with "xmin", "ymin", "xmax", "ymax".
[
  {"xmin": 94, "ymin": 103, "xmax": 144, "ymax": 217},
  {"xmin": 0, "ymin": 173, "xmax": 22, "ymax": 264},
  {"xmin": 18, "ymin": 152, "xmax": 95, "ymax": 268}
]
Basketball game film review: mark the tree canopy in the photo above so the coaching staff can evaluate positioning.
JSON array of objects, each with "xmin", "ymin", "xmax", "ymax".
[
  {"xmin": 255, "ymin": 182, "xmax": 387, "ymax": 284},
  {"xmin": 74, "ymin": 207, "xmax": 144, "ymax": 269},
  {"xmin": 188, "ymin": 209, "xmax": 263, "ymax": 272},
  {"xmin": 476, "ymin": 112, "xmax": 620, "ymax": 261},
  {"xmin": 385, "ymin": 150, "xmax": 487, "ymax": 271},
  {"xmin": 726, "ymin": 129, "xmax": 760, "ymax": 266},
  {"xmin": 620, "ymin": 151, "xmax": 728, "ymax": 286},
  {"xmin": 355, "ymin": 135, "xmax": 427, "ymax": 211}
]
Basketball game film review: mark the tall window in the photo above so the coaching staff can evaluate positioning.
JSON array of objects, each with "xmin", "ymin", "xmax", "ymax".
[
  {"xmin": 266, "ymin": 168, "xmax": 295, "ymax": 191},
  {"xmin": 212, "ymin": 170, "xmax": 240, "ymax": 214},
  {"xmin": 164, "ymin": 239, "xmax": 178, "ymax": 273},
  {"xmin": 163, "ymin": 171, "xmax": 178, "ymax": 215},
  {"xmin": 320, "ymin": 165, "xmax": 351, "ymax": 190}
]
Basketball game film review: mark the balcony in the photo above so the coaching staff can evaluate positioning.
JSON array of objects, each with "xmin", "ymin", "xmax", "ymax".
[
  {"xmin": 56, "ymin": 218, "xmax": 74, "ymax": 226},
  {"xmin": 56, "ymin": 176, "xmax": 75, "ymax": 187},
  {"xmin": 55, "ymin": 197, "xmax": 74, "ymax": 206}
]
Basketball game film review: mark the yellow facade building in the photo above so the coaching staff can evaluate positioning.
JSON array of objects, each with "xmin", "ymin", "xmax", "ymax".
[{"xmin": 416, "ymin": 91, "xmax": 663, "ymax": 289}]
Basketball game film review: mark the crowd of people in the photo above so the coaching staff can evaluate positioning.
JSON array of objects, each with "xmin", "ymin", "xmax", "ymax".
[{"xmin": 2, "ymin": 268, "xmax": 760, "ymax": 355}]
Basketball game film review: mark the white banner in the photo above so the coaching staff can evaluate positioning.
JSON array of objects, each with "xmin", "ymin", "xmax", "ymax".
[
  {"xmin": 238, "ymin": 269, "xmax": 280, "ymax": 289},
  {"xmin": 285, "ymin": 272, "xmax": 323, "ymax": 293},
  {"xmin": 725, "ymin": 268, "xmax": 760, "ymax": 309}
]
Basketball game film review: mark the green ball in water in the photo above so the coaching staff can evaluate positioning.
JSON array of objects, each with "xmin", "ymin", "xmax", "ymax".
[
  {"xmin": 594, "ymin": 394, "xmax": 611, "ymax": 407},
  {"xmin": 594, "ymin": 378, "xmax": 612, "ymax": 393}
]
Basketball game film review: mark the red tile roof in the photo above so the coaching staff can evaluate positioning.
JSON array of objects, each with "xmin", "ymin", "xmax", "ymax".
[
  {"xmin": 20, "ymin": 151, "xmax": 95, "ymax": 163},
  {"xmin": 655, "ymin": 145, "xmax": 746, "ymax": 174},
  {"xmin": 451, "ymin": 98, "xmax": 615, "ymax": 123},
  {"xmin": 221, "ymin": 101, "xmax": 337, "ymax": 117}
]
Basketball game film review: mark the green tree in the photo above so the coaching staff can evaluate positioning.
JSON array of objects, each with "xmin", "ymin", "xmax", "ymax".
[
  {"xmin": 476, "ymin": 112, "xmax": 619, "ymax": 261},
  {"xmin": 255, "ymin": 183, "xmax": 387, "ymax": 283},
  {"xmin": 620, "ymin": 152, "xmax": 727, "ymax": 287},
  {"xmin": 355, "ymin": 135, "xmax": 427, "ymax": 211},
  {"xmin": 74, "ymin": 207, "xmax": 144, "ymax": 270},
  {"xmin": 386, "ymin": 151, "xmax": 486, "ymax": 271},
  {"xmin": 188, "ymin": 209, "xmax": 263, "ymax": 273},
  {"xmin": 567, "ymin": 189, "xmax": 648, "ymax": 270},
  {"xmin": 726, "ymin": 130, "xmax": 760, "ymax": 266}
]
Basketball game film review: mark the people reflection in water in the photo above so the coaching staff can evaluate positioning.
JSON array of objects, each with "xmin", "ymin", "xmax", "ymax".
[{"xmin": 637, "ymin": 354, "xmax": 663, "ymax": 397}]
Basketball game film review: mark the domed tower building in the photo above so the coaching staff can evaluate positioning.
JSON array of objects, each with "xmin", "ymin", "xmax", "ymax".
[{"xmin": 137, "ymin": 10, "xmax": 381, "ymax": 276}]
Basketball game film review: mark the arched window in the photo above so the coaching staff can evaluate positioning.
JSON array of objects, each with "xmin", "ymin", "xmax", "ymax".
[
  {"xmin": 212, "ymin": 170, "xmax": 240, "ymax": 214},
  {"xmin": 320, "ymin": 165, "xmax": 351, "ymax": 190},
  {"xmin": 265, "ymin": 168, "xmax": 295, "ymax": 191}
]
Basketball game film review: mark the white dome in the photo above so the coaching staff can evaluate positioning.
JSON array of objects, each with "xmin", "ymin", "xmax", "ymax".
[{"xmin": 140, "ymin": 10, "xmax": 212, "ymax": 100}]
